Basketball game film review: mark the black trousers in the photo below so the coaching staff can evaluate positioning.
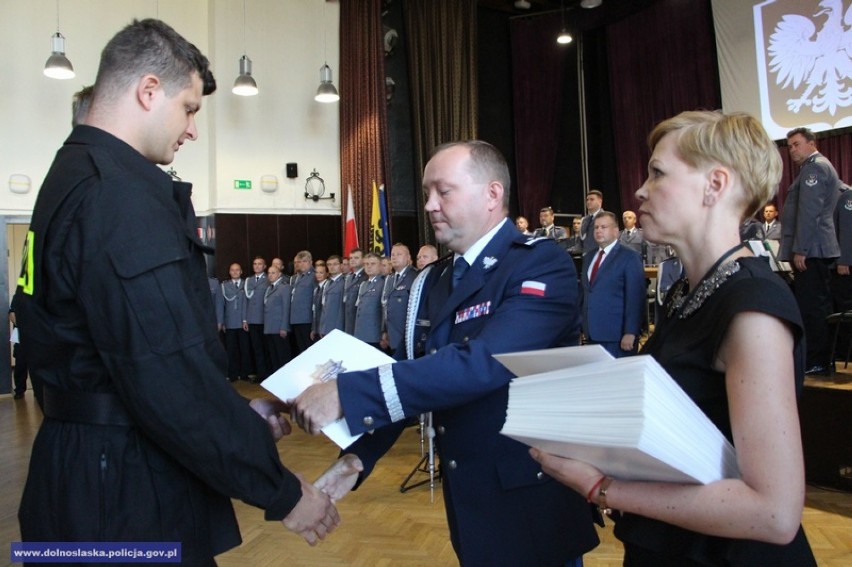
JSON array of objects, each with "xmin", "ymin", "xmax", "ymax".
[
  {"xmin": 224, "ymin": 328, "xmax": 250, "ymax": 380},
  {"xmin": 291, "ymin": 323, "xmax": 312, "ymax": 356},
  {"xmin": 264, "ymin": 333, "xmax": 292, "ymax": 374},
  {"xmin": 247, "ymin": 323, "xmax": 268, "ymax": 379},
  {"xmin": 793, "ymin": 258, "xmax": 834, "ymax": 367}
]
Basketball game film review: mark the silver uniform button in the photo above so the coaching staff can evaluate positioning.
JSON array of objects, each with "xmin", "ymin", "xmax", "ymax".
[
  {"xmin": 447, "ymin": 460, "xmax": 457, "ymax": 470},
  {"xmin": 462, "ymin": 336, "xmax": 469, "ymax": 343},
  {"xmin": 363, "ymin": 416, "xmax": 374, "ymax": 427},
  {"xmin": 437, "ymin": 426, "xmax": 446, "ymax": 434},
  {"xmin": 429, "ymin": 348, "xmax": 437, "ymax": 354},
  {"xmin": 536, "ymin": 471, "xmax": 544, "ymax": 480}
]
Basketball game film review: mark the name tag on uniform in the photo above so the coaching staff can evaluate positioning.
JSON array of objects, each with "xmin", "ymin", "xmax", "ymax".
[{"xmin": 455, "ymin": 301, "xmax": 491, "ymax": 324}]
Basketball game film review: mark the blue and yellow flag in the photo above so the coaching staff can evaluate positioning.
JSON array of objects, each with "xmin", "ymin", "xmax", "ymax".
[{"xmin": 369, "ymin": 181, "xmax": 391, "ymax": 255}]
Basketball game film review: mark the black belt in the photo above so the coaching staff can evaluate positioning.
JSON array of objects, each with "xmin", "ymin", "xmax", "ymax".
[{"xmin": 43, "ymin": 387, "xmax": 134, "ymax": 427}]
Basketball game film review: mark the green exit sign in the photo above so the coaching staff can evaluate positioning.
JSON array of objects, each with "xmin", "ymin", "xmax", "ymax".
[{"xmin": 234, "ymin": 180, "xmax": 252, "ymax": 190}]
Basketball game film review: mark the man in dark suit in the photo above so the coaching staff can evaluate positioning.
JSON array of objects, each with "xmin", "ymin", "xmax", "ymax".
[
  {"xmin": 381, "ymin": 243, "xmax": 418, "ymax": 354},
  {"xmin": 763, "ymin": 203, "xmax": 782, "ymax": 241},
  {"xmin": 779, "ymin": 127, "xmax": 842, "ymax": 374},
  {"xmin": 285, "ymin": 140, "xmax": 599, "ymax": 565},
  {"xmin": 289, "ymin": 250, "xmax": 317, "ymax": 355},
  {"xmin": 318, "ymin": 255, "xmax": 346, "ymax": 337},
  {"xmin": 532, "ymin": 206, "xmax": 567, "ymax": 240},
  {"xmin": 581, "ymin": 211, "xmax": 646, "ymax": 358},
  {"xmin": 343, "ymin": 248, "xmax": 366, "ymax": 335},
  {"xmin": 579, "ymin": 189, "xmax": 605, "ymax": 254}
]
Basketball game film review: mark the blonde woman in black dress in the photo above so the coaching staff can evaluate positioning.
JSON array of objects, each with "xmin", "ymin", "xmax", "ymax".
[{"xmin": 531, "ymin": 111, "xmax": 816, "ymax": 566}]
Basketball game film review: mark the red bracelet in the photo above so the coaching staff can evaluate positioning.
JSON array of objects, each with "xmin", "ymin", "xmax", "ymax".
[{"xmin": 586, "ymin": 476, "xmax": 606, "ymax": 503}]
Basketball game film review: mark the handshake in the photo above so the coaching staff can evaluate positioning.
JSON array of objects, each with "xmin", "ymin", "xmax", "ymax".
[{"xmin": 250, "ymin": 393, "xmax": 360, "ymax": 547}]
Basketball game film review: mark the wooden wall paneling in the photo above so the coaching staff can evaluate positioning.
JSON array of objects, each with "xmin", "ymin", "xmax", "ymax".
[{"xmin": 214, "ymin": 214, "xmax": 248, "ymax": 279}]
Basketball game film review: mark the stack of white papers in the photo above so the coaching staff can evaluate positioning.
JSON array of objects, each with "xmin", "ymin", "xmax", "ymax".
[
  {"xmin": 262, "ymin": 329, "xmax": 395, "ymax": 448},
  {"xmin": 497, "ymin": 345, "xmax": 739, "ymax": 484}
]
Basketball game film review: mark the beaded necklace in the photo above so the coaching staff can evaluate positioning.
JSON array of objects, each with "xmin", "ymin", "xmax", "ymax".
[{"xmin": 666, "ymin": 244, "xmax": 744, "ymax": 319}]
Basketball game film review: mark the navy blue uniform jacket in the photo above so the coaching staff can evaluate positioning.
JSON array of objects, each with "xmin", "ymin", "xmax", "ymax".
[
  {"xmin": 337, "ymin": 220, "xmax": 599, "ymax": 565},
  {"xmin": 16, "ymin": 126, "xmax": 302, "ymax": 564}
]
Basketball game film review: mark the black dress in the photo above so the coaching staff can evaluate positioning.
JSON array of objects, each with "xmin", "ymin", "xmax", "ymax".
[{"xmin": 613, "ymin": 257, "xmax": 816, "ymax": 566}]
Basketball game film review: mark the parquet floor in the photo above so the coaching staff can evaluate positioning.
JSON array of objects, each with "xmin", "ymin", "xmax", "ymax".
[{"xmin": 3, "ymin": 380, "xmax": 851, "ymax": 566}]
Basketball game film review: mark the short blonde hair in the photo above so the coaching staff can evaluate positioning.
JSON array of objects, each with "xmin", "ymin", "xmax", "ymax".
[{"xmin": 648, "ymin": 111, "xmax": 782, "ymax": 219}]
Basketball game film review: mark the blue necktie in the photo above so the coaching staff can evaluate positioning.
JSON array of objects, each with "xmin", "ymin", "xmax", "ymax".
[{"xmin": 452, "ymin": 257, "xmax": 469, "ymax": 289}]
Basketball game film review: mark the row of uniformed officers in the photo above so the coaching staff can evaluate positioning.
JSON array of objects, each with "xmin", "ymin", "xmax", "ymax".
[{"xmin": 210, "ymin": 245, "xmax": 429, "ymax": 382}]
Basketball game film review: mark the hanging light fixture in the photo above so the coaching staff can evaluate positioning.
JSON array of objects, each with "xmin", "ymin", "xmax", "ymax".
[
  {"xmin": 233, "ymin": 0, "xmax": 258, "ymax": 96},
  {"xmin": 315, "ymin": 64, "xmax": 339, "ymax": 103},
  {"xmin": 580, "ymin": 0, "xmax": 603, "ymax": 8},
  {"xmin": 556, "ymin": 0, "xmax": 573, "ymax": 45},
  {"xmin": 44, "ymin": 0, "xmax": 75, "ymax": 79},
  {"xmin": 315, "ymin": 0, "xmax": 339, "ymax": 103}
]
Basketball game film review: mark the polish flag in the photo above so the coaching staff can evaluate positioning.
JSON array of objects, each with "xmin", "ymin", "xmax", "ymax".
[
  {"xmin": 520, "ymin": 280, "xmax": 546, "ymax": 297},
  {"xmin": 343, "ymin": 184, "xmax": 359, "ymax": 258}
]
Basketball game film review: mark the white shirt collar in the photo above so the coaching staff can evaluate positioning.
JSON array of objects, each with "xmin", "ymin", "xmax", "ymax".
[
  {"xmin": 599, "ymin": 239, "xmax": 618, "ymax": 256},
  {"xmin": 455, "ymin": 218, "xmax": 508, "ymax": 268}
]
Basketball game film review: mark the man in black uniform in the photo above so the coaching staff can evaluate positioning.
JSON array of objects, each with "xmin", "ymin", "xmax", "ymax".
[{"xmin": 16, "ymin": 19, "xmax": 338, "ymax": 564}]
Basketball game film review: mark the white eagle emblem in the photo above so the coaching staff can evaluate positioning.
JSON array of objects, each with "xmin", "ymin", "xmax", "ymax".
[{"xmin": 767, "ymin": 0, "xmax": 852, "ymax": 115}]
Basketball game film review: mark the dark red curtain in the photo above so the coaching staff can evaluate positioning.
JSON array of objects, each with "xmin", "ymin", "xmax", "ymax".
[
  {"xmin": 606, "ymin": 0, "xmax": 720, "ymax": 215},
  {"xmin": 339, "ymin": 0, "xmax": 391, "ymax": 252},
  {"xmin": 510, "ymin": 13, "xmax": 568, "ymax": 222}
]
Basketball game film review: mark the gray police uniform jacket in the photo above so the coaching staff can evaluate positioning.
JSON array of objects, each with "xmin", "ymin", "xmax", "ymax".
[
  {"xmin": 763, "ymin": 221, "xmax": 782, "ymax": 241},
  {"xmin": 263, "ymin": 280, "xmax": 292, "ymax": 334},
  {"xmin": 319, "ymin": 275, "xmax": 345, "ymax": 335},
  {"xmin": 289, "ymin": 269, "xmax": 316, "ymax": 325},
  {"xmin": 354, "ymin": 275, "xmax": 385, "ymax": 343},
  {"xmin": 221, "ymin": 279, "xmax": 246, "ymax": 329},
  {"xmin": 243, "ymin": 274, "xmax": 268, "ymax": 325},
  {"xmin": 780, "ymin": 152, "xmax": 842, "ymax": 260},
  {"xmin": 619, "ymin": 228, "xmax": 645, "ymax": 257},
  {"xmin": 383, "ymin": 266, "xmax": 418, "ymax": 351},
  {"xmin": 835, "ymin": 187, "xmax": 852, "ymax": 266},
  {"xmin": 343, "ymin": 269, "xmax": 367, "ymax": 334}
]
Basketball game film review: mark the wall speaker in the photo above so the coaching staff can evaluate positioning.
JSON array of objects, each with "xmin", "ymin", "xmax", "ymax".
[{"xmin": 286, "ymin": 163, "xmax": 298, "ymax": 178}]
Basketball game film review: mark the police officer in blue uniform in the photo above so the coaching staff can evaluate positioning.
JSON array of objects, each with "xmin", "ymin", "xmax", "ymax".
[{"xmin": 285, "ymin": 141, "xmax": 599, "ymax": 565}]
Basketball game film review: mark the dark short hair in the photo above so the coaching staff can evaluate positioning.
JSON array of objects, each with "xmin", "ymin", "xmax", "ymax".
[
  {"xmin": 71, "ymin": 85, "xmax": 94, "ymax": 127},
  {"xmin": 327, "ymin": 255, "xmax": 342, "ymax": 263},
  {"xmin": 540, "ymin": 206, "xmax": 554, "ymax": 213},
  {"xmin": 349, "ymin": 248, "xmax": 363, "ymax": 255},
  {"xmin": 95, "ymin": 19, "xmax": 216, "ymax": 104},
  {"xmin": 430, "ymin": 140, "xmax": 511, "ymax": 212},
  {"xmin": 786, "ymin": 127, "xmax": 815, "ymax": 143},
  {"xmin": 586, "ymin": 190, "xmax": 603, "ymax": 199}
]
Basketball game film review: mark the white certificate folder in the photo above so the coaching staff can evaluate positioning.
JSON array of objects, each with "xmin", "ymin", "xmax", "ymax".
[
  {"xmin": 262, "ymin": 329, "xmax": 395, "ymax": 448},
  {"xmin": 497, "ymin": 345, "xmax": 739, "ymax": 484}
]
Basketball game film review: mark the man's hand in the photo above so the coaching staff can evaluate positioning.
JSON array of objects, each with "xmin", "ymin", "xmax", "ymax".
[
  {"xmin": 280, "ymin": 329, "xmax": 289, "ymax": 338},
  {"xmin": 282, "ymin": 475, "xmax": 340, "ymax": 546},
  {"xmin": 249, "ymin": 397, "xmax": 292, "ymax": 441},
  {"xmin": 315, "ymin": 454, "xmax": 364, "ymax": 502},
  {"xmin": 380, "ymin": 333, "xmax": 389, "ymax": 350},
  {"xmin": 620, "ymin": 333, "xmax": 636, "ymax": 352},
  {"xmin": 838, "ymin": 264, "xmax": 850, "ymax": 276},
  {"xmin": 292, "ymin": 381, "xmax": 342, "ymax": 435},
  {"xmin": 793, "ymin": 253, "xmax": 807, "ymax": 272}
]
